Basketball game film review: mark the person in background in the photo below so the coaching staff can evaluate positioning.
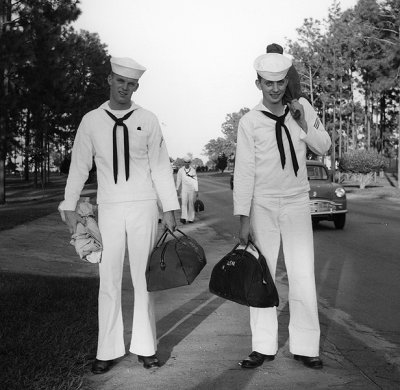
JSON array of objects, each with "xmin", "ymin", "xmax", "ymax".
[
  {"xmin": 233, "ymin": 51, "xmax": 331, "ymax": 370},
  {"xmin": 176, "ymin": 156, "xmax": 198, "ymax": 224},
  {"xmin": 59, "ymin": 56, "xmax": 179, "ymax": 374}
]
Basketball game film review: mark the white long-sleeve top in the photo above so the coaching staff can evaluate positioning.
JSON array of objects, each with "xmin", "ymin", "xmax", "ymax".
[
  {"xmin": 59, "ymin": 101, "xmax": 180, "ymax": 212},
  {"xmin": 176, "ymin": 166, "xmax": 198, "ymax": 192},
  {"xmin": 233, "ymin": 97, "xmax": 331, "ymax": 216}
]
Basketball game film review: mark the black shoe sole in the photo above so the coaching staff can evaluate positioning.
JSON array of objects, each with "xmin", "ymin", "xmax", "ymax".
[
  {"xmin": 294, "ymin": 355, "xmax": 323, "ymax": 369},
  {"xmin": 138, "ymin": 356, "xmax": 160, "ymax": 369},
  {"xmin": 91, "ymin": 361, "xmax": 114, "ymax": 374},
  {"xmin": 239, "ymin": 354, "xmax": 275, "ymax": 369}
]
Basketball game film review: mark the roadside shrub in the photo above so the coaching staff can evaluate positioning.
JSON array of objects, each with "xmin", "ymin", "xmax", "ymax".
[
  {"xmin": 216, "ymin": 153, "xmax": 228, "ymax": 173},
  {"xmin": 339, "ymin": 149, "xmax": 389, "ymax": 189}
]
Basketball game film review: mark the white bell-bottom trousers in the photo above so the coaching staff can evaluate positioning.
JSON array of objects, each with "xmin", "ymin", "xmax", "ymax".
[
  {"xmin": 249, "ymin": 192, "xmax": 320, "ymax": 357},
  {"xmin": 96, "ymin": 200, "xmax": 158, "ymax": 360},
  {"xmin": 181, "ymin": 189, "xmax": 195, "ymax": 222}
]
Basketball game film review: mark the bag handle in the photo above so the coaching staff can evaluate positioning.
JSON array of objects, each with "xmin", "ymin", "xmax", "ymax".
[
  {"xmin": 154, "ymin": 228, "xmax": 187, "ymax": 246},
  {"xmin": 156, "ymin": 228, "xmax": 187, "ymax": 271},
  {"xmin": 165, "ymin": 228, "xmax": 187, "ymax": 239},
  {"xmin": 246, "ymin": 240, "xmax": 271, "ymax": 284},
  {"xmin": 231, "ymin": 240, "xmax": 259, "ymax": 255},
  {"xmin": 235, "ymin": 240, "xmax": 270, "ymax": 284},
  {"xmin": 154, "ymin": 229, "xmax": 170, "ymax": 248}
]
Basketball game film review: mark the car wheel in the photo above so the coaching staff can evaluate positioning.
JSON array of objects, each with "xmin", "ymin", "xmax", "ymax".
[{"xmin": 333, "ymin": 214, "xmax": 346, "ymax": 229}]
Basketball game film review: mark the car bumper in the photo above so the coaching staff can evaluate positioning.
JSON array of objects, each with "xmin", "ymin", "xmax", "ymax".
[{"xmin": 309, "ymin": 200, "xmax": 347, "ymax": 216}]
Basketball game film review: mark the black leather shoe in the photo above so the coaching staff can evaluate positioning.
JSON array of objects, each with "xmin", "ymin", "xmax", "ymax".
[
  {"xmin": 294, "ymin": 354, "xmax": 323, "ymax": 369},
  {"xmin": 138, "ymin": 354, "xmax": 160, "ymax": 369},
  {"xmin": 180, "ymin": 218, "xmax": 186, "ymax": 224},
  {"xmin": 240, "ymin": 351, "xmax": 275, "ymax": 369},
  {"xmin": 91, "ymin": 359, "xmax": 114, "ymax": 374}
]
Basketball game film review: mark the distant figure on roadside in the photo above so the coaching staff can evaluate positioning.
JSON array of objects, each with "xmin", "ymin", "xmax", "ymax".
[
  {"xmin": 266, "ymin": 43, "xmax": 305, "ymax": 119},
  {"xmin": 176, "ymin": 156, "xmax": 198, "ymax": 224},
  {"xmin": 234, "ymin": 51, "xmax": 331, "ymax": 370},
  {"xmin": 58, "ymin": 56, "xmax": 179, "ymax": 374}
]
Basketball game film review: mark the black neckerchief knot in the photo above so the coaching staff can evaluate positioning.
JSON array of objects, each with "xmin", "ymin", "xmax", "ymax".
[
  {"xmin": 104, "ymin": 109, "xmax": 135, "ymax": 184},
  {"xmin": 261, "ymin": 107, "xmax": 299, "ymax": 176}
]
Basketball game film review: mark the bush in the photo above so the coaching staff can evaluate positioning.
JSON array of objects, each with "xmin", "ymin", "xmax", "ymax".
[
  {"xmin": 339, "ymin": 149, "xmax": 389, "ymax": 189},
  {"xmin": 339, "ymin": 149, "xmax": 389, "ymax": 174},
  {"xmin": 216, "ymin": 153, "xmax": 228, "ymax": 173}
]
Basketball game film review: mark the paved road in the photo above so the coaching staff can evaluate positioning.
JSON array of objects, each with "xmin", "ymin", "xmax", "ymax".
[
  {"xmin": 196, "ymin": 174, "xmax": 400, "ymax": 389},
  {"xmin": 1, "ymin": 173, "xmax": 399, "ymax": 389}
]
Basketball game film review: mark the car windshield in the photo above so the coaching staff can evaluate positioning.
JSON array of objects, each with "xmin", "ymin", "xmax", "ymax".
[{"xmin": 307, "ymin": 165, "xmax": 328, "ymax": 180}]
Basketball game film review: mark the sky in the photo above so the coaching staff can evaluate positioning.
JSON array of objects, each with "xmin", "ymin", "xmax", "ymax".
[{"xmin": 73, "ymin": 0, "xmax": 358, "ymax": 161}]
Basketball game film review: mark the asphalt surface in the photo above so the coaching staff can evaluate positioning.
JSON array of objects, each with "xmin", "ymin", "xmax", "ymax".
[{"xmin": 0, "ymin": 173, "xmax": 399, "ymax": 390}]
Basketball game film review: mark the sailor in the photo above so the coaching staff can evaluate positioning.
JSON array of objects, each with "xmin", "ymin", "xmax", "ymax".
[
  {"xmin": 176, "ymin": 156, "xmax": 199, "ymax": 224},
  {"xmin": 59, "ymin": 56, "xmax": 179, "ymax": 374},
  {"xmin": 233, "ymin": 51, "xmax": 331, "ymax": 370}
]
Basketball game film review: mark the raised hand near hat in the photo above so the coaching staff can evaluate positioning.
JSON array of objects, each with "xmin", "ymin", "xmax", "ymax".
[
  {"xmin": 288, "ymin": 100, "xmax": 308, "ymax": 133},
  {"xmin": 63, "ymin": 210, "xmax": 84, "ymax": 234}
]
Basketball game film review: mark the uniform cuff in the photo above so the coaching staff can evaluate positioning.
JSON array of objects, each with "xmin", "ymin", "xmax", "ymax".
[
  {"xmin": 58, "ymin": 200, "xmax": 78, "ymax": 211},
  {"xmin": 160, "ymin": 199, "xmax": 180, "ymax": 212},
  {"xmin": 233, "ymin": 206, "xmax": 250, "ymax": 216}
]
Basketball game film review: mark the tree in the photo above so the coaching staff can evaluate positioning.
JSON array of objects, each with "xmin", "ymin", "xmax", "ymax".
[
  {"xmin": 0, "ymin": 0, "xmax": 82, "ymax": 202},
  {"xmin": 191, "ymin": 158, "xmax": 203, "ymax": 168},
  {"xmin": 203, "ymin": 137, "xmax": 231, "ymax": 163},
  {"xmin": 221, "ymin": 108, "xmax": 249, "ymax": 147},
  {"xmin": 285, "ymin": 0, "xmax": 399, "ymax": 185},
  {"xmin": 0, "ymin": 0, "xmax": 110, "ymax": 203},
  {"xmin": 215, "ymin": 153, "xmax": 228, "ymax": 173},
  {"xmin": 203, "ymin": 108, "xmax": 249, "ymax": 163}
]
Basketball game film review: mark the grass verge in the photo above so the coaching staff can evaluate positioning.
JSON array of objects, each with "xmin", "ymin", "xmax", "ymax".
[{"xmin": 0, "ymin": 272, "xmax": 99, "ymax": 390}]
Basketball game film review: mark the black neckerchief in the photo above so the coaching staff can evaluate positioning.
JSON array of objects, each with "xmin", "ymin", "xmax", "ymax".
[
  {"xmin": 260, "ymin": 107, "xmax": 299, "ymax": 176},
  {"xmin": 104, "ymin": 109, "xmax": 135, "ymax": 183}
]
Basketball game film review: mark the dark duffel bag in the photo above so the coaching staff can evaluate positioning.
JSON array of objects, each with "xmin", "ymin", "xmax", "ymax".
[
  {"xmin": 146, "ymin": 229, "xmax": 207, "ymax": 292},
  {"xmin": 209, "ymin": 241, "xmax": 279, "ymax": 308},
  {"xmin": 194, "ymin": 199, "xmax": 205, "ymax": 212}
]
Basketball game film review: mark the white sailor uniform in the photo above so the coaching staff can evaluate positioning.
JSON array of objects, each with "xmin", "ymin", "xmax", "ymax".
[
  {"xmin": 233, "ymin": 97, "xmax": 331, "ymax": 357},
  {"xmin": 59, "ymin": 101, "xmax": 179, "ymax": 360},
  {"xmin": 176, "ymin": 165, "xmax": 198, "ymax": 222}
]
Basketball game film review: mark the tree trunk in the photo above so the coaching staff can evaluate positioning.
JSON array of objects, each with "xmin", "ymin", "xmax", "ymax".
[
  {"xmin": 331, "ymin": 105, "xmax": 336, "ymax": 176},
  {"xmin": 0, "ymin": 105, "xmax": 5, "ymax": 204},
  {"xmin": 339, "ymin": 78, "xmax": 343, "ymax": 159},
  {"xmin": 397, "ymin": 37, "xmax": 400, "ymax": 189},
  {"xmin": 351, "ymin": 86, "xmax": 356, "ymax": 149},
  {"xmin": 24, "ymin": 110, "xmax": 30, "ymax": 181},
  {"xmin": 0, "ymin": 142, "xmax": 5, "ymax": 204},
  {"xmin": 379, "ymin": 94, "xmax": 385, "ymax": 154},
  {"xmin": 0, "ymin": 0, "xmax": 10, "ymax": 204}
]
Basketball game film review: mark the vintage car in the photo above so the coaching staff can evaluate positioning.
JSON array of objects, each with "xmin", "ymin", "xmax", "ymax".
[
  {"xmin": 307, "ymin": 160, "xmax": 347, "ymax": 229},
  {"xmin": 230, "ymin": 160, "xmax": 347, "ymax": 229}
]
